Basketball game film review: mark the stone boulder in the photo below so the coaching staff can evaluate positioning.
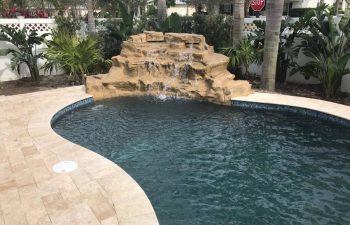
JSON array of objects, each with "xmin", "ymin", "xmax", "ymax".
[{"xmin": 86, "ymin": 32, "xmax": 252, "ymax": 105}]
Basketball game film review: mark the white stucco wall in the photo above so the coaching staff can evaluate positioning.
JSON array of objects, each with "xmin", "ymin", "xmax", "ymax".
[
  {"xmin": 341, "ymin": 75, "xmax": 350, "ymax": 93},
  {"xmin": 291, "ymin": 0, "xmax": 347, "ymax": 10},
  {"xmin": 167, "ymin": 5, "xmax": 196, "ymax": 16}
]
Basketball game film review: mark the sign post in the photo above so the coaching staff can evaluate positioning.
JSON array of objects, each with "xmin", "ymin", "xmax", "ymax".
[{"xmin": 251, "ymin": 0, "xmax": 266, "ymax": 12}]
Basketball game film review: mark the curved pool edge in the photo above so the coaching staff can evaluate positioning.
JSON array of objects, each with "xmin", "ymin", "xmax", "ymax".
[
  {"xmin": 23, "ymin": 86, "xmax": 159, "ymax": 225},
  {"xmin": 232, "ymin": 92, "xmax": 350, "ymax": 126}
]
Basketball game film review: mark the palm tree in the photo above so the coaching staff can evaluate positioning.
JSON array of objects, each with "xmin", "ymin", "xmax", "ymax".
[
  {"xmin": 87, "ymin": 0, "xmax": 96, "ymax": 34},
  {"xmin": 261, "ymin": 0, "xmax": 284, "ymax": 91},
  {"xmin": 233, "ymin": 0, "xmax": 245, "ymax": 47},
  {"xmin": 158, "ymin": 0, "xmax": 167, "ymax": 23}
]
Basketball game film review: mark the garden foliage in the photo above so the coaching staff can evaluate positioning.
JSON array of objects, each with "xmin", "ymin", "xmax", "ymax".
[
  {"xmin": 221, "ymin": 39, "xmax": 261, "ymax": 79},
  {"xmin": 43, "ymin": 33, "xmax": 106, "ymax": 84},
  {"xmin": 0, "ymin": 25, "xmax": 48, "ymax": 81},
  {"xmin": 291, "ymin": 5, "xmax": 350, "ymax": 97}
]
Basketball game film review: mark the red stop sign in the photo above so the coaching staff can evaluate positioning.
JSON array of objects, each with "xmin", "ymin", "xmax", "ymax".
[{"xmin": 251, "ymin": 0, "xmax": 265, "ymax": 12}]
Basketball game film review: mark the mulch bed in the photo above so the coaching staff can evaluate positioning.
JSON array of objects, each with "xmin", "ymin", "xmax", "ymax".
[
  {"xmin": 1, "ymin": 75, "xmax": 349, "ymax": 106},
  {"xmin": 274, "ymin": 83, "xmax": 350, "ymax": 106},
  {"xmin": 0, "ymin": 75, "xmax": 79, "ymax": 96}
]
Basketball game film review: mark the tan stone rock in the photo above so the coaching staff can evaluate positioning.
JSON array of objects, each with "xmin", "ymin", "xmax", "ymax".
[
  {"xmin": 128, "ymin": 34, "xmax": 146, "ymax": 43},
  {"xmin": 144, "ymin": 31, "xmax": 164, "ymax": 42},
  {"xmin": 164, "ymin": 33, "xmax": 205, "ymax": 44},
  {"xmin": 86, "ymin": 32, "xmax": 253, "ymax": 105}
]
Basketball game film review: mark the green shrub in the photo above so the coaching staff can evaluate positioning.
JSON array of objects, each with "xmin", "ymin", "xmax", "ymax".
[
  {"xmin": 97, "ymin": 1, "xmax": 133, "ymax": 59},
  {"xmin": 192, "ymin": 14, "xmax": 233, "ymax": 49},
  {"xmin": 98, "ymin": 18, "xmax": 126, "ymax": 59},
  {"xmin": 43, "ymin": 33, "xmax": 105, "ymax": 84},
  {"xmin": 221, "ymin": 39, "xmax": 261, "ymax": 79},
  {"xmin": 162, "ymin": 13, "xmax": 182, "ymax": 33}
]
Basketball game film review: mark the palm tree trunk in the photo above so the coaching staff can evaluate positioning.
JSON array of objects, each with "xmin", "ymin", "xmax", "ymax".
[
  {"xmin": 261, "ymin": 0, "xmax": 284, "ymax": 91},
  {"xmin": 233, "ymin": 0, "xmax": 245, "ymax": 47},
  {"xmin": 87, "ymin": 0, "xmax": 96, "ymax": 34},
  {"xmin": 158, "ymin": 0, "xmax": 167, "ymax": 23},
  {"xmin": 244, "ymin": 0, "xmax": 252, "ymax": 17},
  {"xmin": 335, "ymin": 0, "xmax": 339, "ymax": 14}
]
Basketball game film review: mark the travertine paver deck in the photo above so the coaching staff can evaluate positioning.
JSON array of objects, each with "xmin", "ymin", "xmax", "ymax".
[
  {"xmin": 0, "ymin": 86, "xmax": 158, "ymax": 225},
  {"xmin": 232, "ymin": 92, "xmax": 350, "ymax": 121}
]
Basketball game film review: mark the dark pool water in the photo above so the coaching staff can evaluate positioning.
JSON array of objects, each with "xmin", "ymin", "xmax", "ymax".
[{"xmin": 53, "ymin": 96, "xmax": 350, "ymax": 225}]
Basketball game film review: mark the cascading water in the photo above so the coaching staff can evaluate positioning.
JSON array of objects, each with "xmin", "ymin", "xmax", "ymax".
[
  {"xmin": 145, "ymin": 50, "xmax": 158, "ymax": 76},
  {"xmin": 158, "ymin": 43, "xmax": 194, "ymax": 100},
  {"xmin": 181, "ymin": 43, "xmax": 194, "ymax": 85}
]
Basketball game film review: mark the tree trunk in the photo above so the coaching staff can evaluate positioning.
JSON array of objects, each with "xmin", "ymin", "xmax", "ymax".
[
  {"xmin": 261, "ymin": 0, "xmax": 284, "ymax": 91},
  {"xmin": 158, "ymin": 0, "xmax": 167, "ymax": 23},
  {"xmin": 233, "ymin": 0, "xmax": 245, "ymax": 47},
  {"xmin": 244, "ymin": 0, "xmax": 252, "ymax": 17},
  {"xmin": 87, "ymin": 0, "xmax": 96, "ymax": 34},
  {"xmin": 28, "ymin": 58, "xmax": 40, "ymax": 82},
  {"xmin": 335, "ymin": 0, "xmax": 339, "ymax": 14}
]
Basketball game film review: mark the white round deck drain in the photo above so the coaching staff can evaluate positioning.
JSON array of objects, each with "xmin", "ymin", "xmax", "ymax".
[{"xmin": 53, "ymin": 161, "xmax": 78, "ymax": 173}]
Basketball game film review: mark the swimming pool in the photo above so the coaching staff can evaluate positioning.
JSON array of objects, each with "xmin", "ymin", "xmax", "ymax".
[{"xmin": 53, "ymin": 96, "xmax": 350, "ymax": 225}]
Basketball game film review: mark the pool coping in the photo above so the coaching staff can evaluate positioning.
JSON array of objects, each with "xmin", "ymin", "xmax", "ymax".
[{"xmin": 232, "ymin": 92, "xmax": 350, "ymax": 126}]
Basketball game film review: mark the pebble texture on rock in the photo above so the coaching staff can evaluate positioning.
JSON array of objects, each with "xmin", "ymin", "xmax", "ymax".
[{"xmin": 86, "ymin": 31, "xmax": 252, "ymax": 105}]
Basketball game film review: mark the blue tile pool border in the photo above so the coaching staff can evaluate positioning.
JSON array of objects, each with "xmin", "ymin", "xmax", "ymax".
[
  {"xmin": 51, "ymin": 97, "xmax": 94, "ymax": 125},
  {"xmin": 50, "ymin": 96, "xmax": 349, "ymax": 127},
  {"xmin": 232, "ymin": 100, "xmax": 350, "ymax": 127}
]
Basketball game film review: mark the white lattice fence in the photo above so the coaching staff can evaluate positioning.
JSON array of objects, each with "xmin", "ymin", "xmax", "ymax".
[{"xmin": 0, "ymin": 18, "xmax": 56, "ymax": 35}]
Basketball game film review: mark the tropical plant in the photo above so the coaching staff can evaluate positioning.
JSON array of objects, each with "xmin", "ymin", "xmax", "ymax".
[
  {"xmin": 261, "ymin": 0, "xmax": 284, "ymax": 91},
  {"xmin": 221, "ymin": 38, "xmax": 261, "ymax": 79},
  {"xmin": 42, "ymin": 33, "xmax": 104, "ymax": 84},
  {"xmin": 291, "ymin": 6, "xmax": 350, "ymax": 97},
  {"xmin": 0, "ymin": 25, "xmax": 47, "ymax": 81}
]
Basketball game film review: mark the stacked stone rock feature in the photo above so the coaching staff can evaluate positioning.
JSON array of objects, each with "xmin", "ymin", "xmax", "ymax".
[{"xmin": 86, "ymin": 31, "xmax": 252, "ymax": 105}]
